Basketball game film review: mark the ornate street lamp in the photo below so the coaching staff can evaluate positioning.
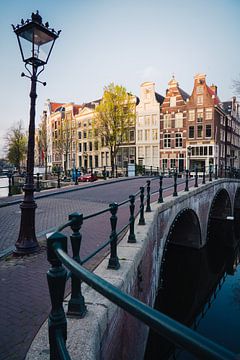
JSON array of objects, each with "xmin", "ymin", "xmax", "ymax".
[{"xmin": 12, "ymin": 11, "xmax": 61, "ymax": 255}]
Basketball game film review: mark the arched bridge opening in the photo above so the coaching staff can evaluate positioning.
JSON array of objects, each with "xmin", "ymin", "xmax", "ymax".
[{"xmin": 207, "ymin": 188, "xmax": 232, "ymax": 247}]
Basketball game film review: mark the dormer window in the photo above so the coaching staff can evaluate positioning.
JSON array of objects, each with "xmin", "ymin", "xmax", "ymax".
[
  {"xmin": 197, "ymin": 95, "xmax": 203, "ymax": 105},
  {"xmin": 196, "ymin": 86, "xmax": 203, "ymax": 94}
]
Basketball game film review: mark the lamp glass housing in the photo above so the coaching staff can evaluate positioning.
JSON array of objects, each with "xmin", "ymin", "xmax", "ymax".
[{"xmin": 15, "ymin": 20, "xmax": 57, "ymax": 66}]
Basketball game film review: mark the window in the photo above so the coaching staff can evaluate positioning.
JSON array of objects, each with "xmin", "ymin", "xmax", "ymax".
[
  {"xmin": 78, "ymin": 143, "xmax": 82, "ymax": 152},
  {"xmin": 196, "ymin": 86, "xmax": 203, "ymax": 94},
  {"xmin": 162, "ymin": 159, "xmax": 168, "ymax": 169},
  {"xmin": 145, "ymin": 146, "xmax": 151, "ymax": 158},
  {"xmin": 152, "ymin": 129, "xmax": 158, "ymax": 141},
  {"xmin": 175, "ymin": 113, "xmax": 183, "ymax": 128},
  {"xmin": 137, "ymin": 130, "xmax": 143, "ymax": 141},
  {"xmin": 88, "ymin": 130, "xmax": 92, "ymax": 139},
  {"xmin": 189, "ymin": 110, "xmax": 195, "ymax": 121},
  {"xmin": 175, "ymin": 133, "xmax": 183, "ymax": 147},
  {"xmin": 129, "ymin": 130, "xmax": 135, "ymax": 142},
  {"xmin": 189, "ymin": 126, "xmax": 194, "ymax": 138},
  {"xmin": 197, "ymin": 110, "xmax": 203, "ymax": 123},
  {"xmin": 83, "ymin": 143, "xmax": 87, "ymax": 151},
  {"xmin": 197, "ymin": 95, "xmax": 203, "ymax": 105},
  {"xmin": 83, "ymin": 131, "xmax": 87, "ymax": 139},
  {"xmin": 152, "ymin": 114, "xmax": 157, "ymax": 126},
  {"xmin": 145, "ymin": 116, "xmax": 150, "ymax": 126},
  {"xmin": 206, "ymin": 125, "xmax": 212, "ymax": 138},
  {"xmin": 94, "ymin": 141, "xmax": 98, "ymax": 150},
  {"xmin": 209, "ymin": 146, "xmax": 213, "ymax": 156},
  {"xmin": 170, "ymin": 159, "xmax": 176, "ymax": 168},
  {"xmin": 163, "ymin": 114, "xmax": 171, "ymax": 129},
  {"xmin": 164, "ymin": 134, "xmax": 171, "ymax": 148},
  {"xmin": 138, "ymin": 146, "xmax": 144, "ymax": 157},
  {"xmin": 145, "ymin": 129, "xmax": 150, "ymax": 141},
  {"xmin": 205, "ymin": 108, "xmax": 212, "ymax": 120},
  {"xmin": 197, "ymin": 125, "xmax": 203, "ymax": 138},
  {"xmin": 89, "ymin": 142, "xmax": 92, "ymax": 151},
  {"xmin": 137, "ymin": 116, "xmax": 144, "ymax": 126},
  {"xmin": 170, "ymin": 96, "xmax": 176, "ymax": 107}
]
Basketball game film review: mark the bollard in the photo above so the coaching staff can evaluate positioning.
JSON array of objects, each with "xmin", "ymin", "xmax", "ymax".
[
  {"xmin": 67, "ymin": 213, "xmax": 87, "ymax": 318},
  {"xmin": 138, "ymin": 186, "xmax": 145, "ymax": 225},
  {"xmin": 108, "ymin": 203, "xmax": 120, "ymax": 270},
  {"xmin": 103, "ymin": 166, "xmax": 106, "ymax": 180},
  {"xmin": 146, "ymin": 180, "xmax": 151, "ymax": 212},
  {"xmin": 185, "ymin": 170, "xmax": 189, "ymax": 192},
  {"xmin": 194, "ymin": 167, "xmax": 198, "ymax": 187},
  {"xmin": 36, "ymin": 173, "xmax": 41, "ymax": 192},
  {"xmin": 57, "ymin": 168, "xmax": 61, "ymax": 188},
  {"xmin": 7, "ymin": 173, "xmax": 12, "ymax": 197},
  {"xmin": 128, "ymin": 195, "xmax": 136, "ymax": 243},
  {"xmin": 47, "ymin": 232, "xmax": 68, "ymax": 360},
  {"xmin": 158, "ymin": 175, "xmax": 163, "ymax": 203},
  {"xmin": 173, "ymin": 171, "xmax": 178, "ymax": 197}
]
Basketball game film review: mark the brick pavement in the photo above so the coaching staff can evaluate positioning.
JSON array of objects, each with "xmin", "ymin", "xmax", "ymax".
[
  {"xmin": 0, "ymin": 176, "xmax": 189, "ymax": 360},
  {"xmin": 0, "ymin": 177, "xmax": 156, "ymax": 360}
]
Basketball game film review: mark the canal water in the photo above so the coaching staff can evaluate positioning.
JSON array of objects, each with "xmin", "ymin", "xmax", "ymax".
[
  {"xmin": 0, "ymin": 177, "xmax": 8, "ymax": 197},
  {"xmin": 144, "ymin": 224, "xmax": 240, "ymax": 359}
]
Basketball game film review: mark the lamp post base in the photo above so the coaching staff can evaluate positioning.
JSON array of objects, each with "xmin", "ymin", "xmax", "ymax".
[{"xmin": 14, "ymin": 191, "xmax": 40, "ymax": 255}]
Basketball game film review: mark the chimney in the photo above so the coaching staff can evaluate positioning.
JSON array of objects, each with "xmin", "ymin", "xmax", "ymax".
[{"xmin": 210, "ymin": 84, "xmax": 217, "ymax": 95}]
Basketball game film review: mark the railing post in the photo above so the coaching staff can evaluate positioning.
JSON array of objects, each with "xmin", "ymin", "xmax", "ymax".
[
  {"xmin": 128, "ymin": 195, "xmax": 136, "ymax": 243},
  {"xmin": 202, "ymin": 165, "xmax": 206, "ymax": 184},
  {"xmin": 74, "ymin": 170, "xmax": 78, "ymax": 185},
  {"xmin": 158, "ymin": 175, "xmax": 163, "ymax": 203},
  {"xmin": 108, "ymin": 202, "xmax": 120, "ymax": 270},
  {"xmin": 150, "ymin": 166, "xmax": 153, "ymax": 176},
  {"xmin": 173, "ymin": 171, "xmax": 178, "ymax": 197},
  {"xmin": 185, "ymin": 170, "xmax": 189, "ymax": 192},
  {"xmin": 194, "ymin": 167, "xmax": 198, "ymax": 187},
  {"xmin": 57, "ymin": 168, "xmax": 61, "ymax": 188},
  {"xmin": 138, "ymin": 186, "xmax": 145, "ymax": 225},
  {"xmin": 7, "ymin": 173, "xmax": 12, "ymax": 197},
  {"xmin": 215, "ymin": 164, "xmax": 218, "ymax": 180},
  {"xmin": 209, "ymin": 165, "xmax": 212, "ymax": 182},
  {"xmin": 36, "ymin": 173, "xmax": 41, "ymax": 192},
  {"xmin": 47, "ymin": 232, "xmax": 68, "ymax": 360},
  {"xmin": 146, "ymin": 180, "xmax": 151, "ymax": 212},
  {"xmin": 67, "ymin": 213, "xmax": 87, "ymax": 318}
]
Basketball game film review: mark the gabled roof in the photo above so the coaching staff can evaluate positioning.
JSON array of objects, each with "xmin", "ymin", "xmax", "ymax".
[
  {"xmin": 83, "ymin": 99, "xmax": 101, "ymax": 109},
  {"xmin": 221, "ymin": 101, "xmax": 232, "ymax": 115},
  {"xmin": 50, "ymin": 102, "xmax": 65, "ymax": 113},
  {"xmin": 178, "ymin": 87, "xmax": 190, "ymax": 101}
]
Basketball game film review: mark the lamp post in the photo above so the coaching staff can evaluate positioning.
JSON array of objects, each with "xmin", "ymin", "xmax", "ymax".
[
  {"xmin": 187, "ymin": 146, "xmax": 192, "ymax": 172},
  {"xmin": 12, "ymin": 11, "xmax": 60, "ymax": 255}
]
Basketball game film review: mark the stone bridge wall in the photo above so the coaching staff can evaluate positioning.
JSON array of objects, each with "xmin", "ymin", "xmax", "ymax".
[{"xmin": 27, "ymin": 179, "xmax": 240, "ymax": 360}]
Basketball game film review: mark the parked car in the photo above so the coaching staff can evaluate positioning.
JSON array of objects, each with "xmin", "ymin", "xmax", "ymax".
[{"xmin": 78, "ymin": 173, "xmax": 98, "ymax": 182}]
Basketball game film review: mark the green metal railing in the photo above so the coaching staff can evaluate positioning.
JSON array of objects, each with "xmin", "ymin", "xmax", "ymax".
[{"xmin": 45, "ymin": 165, "xmax": 239, "ymax": 359}]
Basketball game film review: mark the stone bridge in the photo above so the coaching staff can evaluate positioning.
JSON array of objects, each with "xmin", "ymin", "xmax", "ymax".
[{"xmin": 27, "ymin": 178, "xmax": 240, "ymax": 360}]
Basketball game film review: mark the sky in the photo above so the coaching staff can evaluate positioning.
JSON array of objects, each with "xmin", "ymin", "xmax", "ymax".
[{"xmin": 1, "ymin": 0, "xmax": 240, "ymax": 157}]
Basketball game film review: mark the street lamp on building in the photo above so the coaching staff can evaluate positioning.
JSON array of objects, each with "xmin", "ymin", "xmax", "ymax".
[
  {"xmin": 12, "ymin": 11, "xmax": 60, "ymax": 255},
  {"xmin": 187, "ymin": 146, "xmax": 192, "ymax": 171}
]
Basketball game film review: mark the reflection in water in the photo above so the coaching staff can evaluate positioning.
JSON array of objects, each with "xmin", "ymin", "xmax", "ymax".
[{"xmin": 145, "ymin": 227, "xmax": 240, "ymax": 359}]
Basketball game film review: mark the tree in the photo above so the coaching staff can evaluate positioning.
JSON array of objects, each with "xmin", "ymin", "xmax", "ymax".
[
  {"xmin": 94, "ymin": 83, "xmax": 136, "ymax": 173},
  {"xmin": 5, "ymin": 121, "xmax": 27, "ymax": 172},
  {"xmin": 232, "ymin": 77, "xmax": 240, "ymax": 96}
]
